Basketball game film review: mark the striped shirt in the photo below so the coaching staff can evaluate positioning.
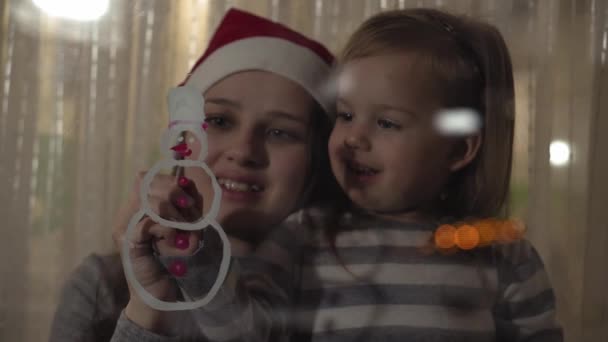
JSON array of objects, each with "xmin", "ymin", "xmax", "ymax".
[{"xmin": 111, "ymin": 210, "xmax": 563, "ymax": 342}]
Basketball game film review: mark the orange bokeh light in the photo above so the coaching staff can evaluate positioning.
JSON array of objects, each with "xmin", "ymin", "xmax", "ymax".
[
  {"xmin": 434, "ymin": 224, "xmax": 456, "ymax": 249},
  {"xmin": 455, "ymin": 224, "xmax": 480, "ymax": 250},
  {"xmin": 432, "ymin": 218, "xmax": 526, "ymax": 251},
  {"xmin": 499, "ymin": 219, "xmax": 525, "ymax": 242}
]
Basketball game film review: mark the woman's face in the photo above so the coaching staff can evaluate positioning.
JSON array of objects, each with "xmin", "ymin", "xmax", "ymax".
[{"xmin": 185, "ymin": 71, "xmax": 316, "ymax": 240}]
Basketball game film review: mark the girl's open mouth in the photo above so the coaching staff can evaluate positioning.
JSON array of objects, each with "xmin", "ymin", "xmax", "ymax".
[{"xmin": 345, "ymin": 160, "xmax": 380, "ymax": 184}]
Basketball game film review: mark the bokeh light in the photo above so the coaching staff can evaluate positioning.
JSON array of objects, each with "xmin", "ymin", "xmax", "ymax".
[
  {"xmin": 454, "ymin": 224, "xmax": 480, "ymax": 250},
  {"xmin": 434, "ymin": 108, "xmax": 482, "ymax": 136},
  {"xmin": 474, "ymin": 219, "xmax": 497, "ymax": 247},
  {"xmin": 433, "ymin": 218, "xmax": 526, "ymax": 251},
  {"xmin": 33, "ymin": 0, "xmax": 109, "ymax": 21},
  {"xmin": 498, "ymin": 219, "xmax": 525, "ymax": 242},
  {"xmin": 434, "ymin": 224, "xmax": 456, "ymax": 249},
  {"xmin": 549, "ymin": 140, "xmax": 571, "ymax": 167}
]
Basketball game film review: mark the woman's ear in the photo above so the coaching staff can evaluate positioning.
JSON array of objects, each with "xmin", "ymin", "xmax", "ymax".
[{"xmin": 449, "ymin": 134, "xmax": 482, "ymax": 172}]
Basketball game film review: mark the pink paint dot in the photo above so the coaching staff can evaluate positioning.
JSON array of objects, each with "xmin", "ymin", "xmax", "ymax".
[
  {"xmin": 178, "ymin": 176, "xmax": 190, "ymax": 187},
  {"xmin": 174, "ymin": 232, "xmax": 190, "ymax": 250},
  {"xmin": 176, "ymin": 196, "xmax": 189, "ymax": 208},
  {"xmin": 202, "ymin": 122, "xmax": 209, "ymax": 130},
  {"xmin": 169, "ymin": 260, "xmax": 187, "ymax": 277}
]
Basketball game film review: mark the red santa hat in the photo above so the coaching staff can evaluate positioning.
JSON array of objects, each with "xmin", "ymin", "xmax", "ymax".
[{"xmin": 180, "ymin": 8, "xmax": 335, "ymax": 113}]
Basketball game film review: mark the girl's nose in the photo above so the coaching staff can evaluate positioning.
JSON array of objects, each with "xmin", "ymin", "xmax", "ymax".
[{"xmin": 343, "ymin": 128, "xmax": 371, "ymax": 151}]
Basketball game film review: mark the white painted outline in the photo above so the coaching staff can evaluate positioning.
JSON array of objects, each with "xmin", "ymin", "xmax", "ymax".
[
  {"xmin": 160, "ymin": 124, "xmax": 208, "ymax": 161},
  {"xmin": 141, "ymin": 159, "xmax": 220, "ymax": 230},
  {"xmin": 122, "ymin": 212, "xmax": 231, "ymax": 311},
  {"xmin": 121, "ymin": 86, "xmax": 231, "ymax": 311}
]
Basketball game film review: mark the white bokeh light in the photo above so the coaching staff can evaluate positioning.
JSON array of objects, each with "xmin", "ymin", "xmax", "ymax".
[
  {"xmin": 33, "ymin": 0, "xmax": 109, "ymax": 21},
  {"xmin": 434, "ymin": 108, "xmax": 482, "ymax": 136},
  {"xmin": 549, "ymin": 140, "xmax": 571, "ymax": 167}
]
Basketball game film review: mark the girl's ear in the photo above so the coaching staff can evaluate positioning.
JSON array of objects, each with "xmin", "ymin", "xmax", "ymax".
[{"xmin": 449, "ymin": 134, "xmax": 482, "ymax": 172}]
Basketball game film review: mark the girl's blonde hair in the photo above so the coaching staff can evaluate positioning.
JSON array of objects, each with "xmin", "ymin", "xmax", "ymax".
[{"xmin": 340, "ymin": 8, "xmax": 515, "ymax": 219}]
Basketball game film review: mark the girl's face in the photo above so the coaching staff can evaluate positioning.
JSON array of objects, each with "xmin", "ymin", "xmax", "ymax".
[
  {"xmin": 329, "ymin": 53, "xmax": 460, "ymax": 221},
  {"xmin": 186, "ymin": 71, "xmax": 316, "ymax": 238}
]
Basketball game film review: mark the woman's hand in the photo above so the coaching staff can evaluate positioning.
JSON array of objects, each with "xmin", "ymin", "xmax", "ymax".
[{"xmin": 112, "ymin": 171, "xmax": 203, "ymax": 331}]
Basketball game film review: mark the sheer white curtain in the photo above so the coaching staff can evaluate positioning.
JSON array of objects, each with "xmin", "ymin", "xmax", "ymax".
[{"xmin": 0, "ymin": 0, "xmax": 606, "ymax": 341}]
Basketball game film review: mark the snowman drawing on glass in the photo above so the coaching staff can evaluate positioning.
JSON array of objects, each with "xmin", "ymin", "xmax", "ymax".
[{"xmin": 121, "ymin": 85, "xmax": 231, "ymax": 311}]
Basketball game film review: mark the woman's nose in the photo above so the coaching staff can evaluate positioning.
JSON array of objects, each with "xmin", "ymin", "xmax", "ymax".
[{"xmin": 225, "ymin": 131, "xmax": 267, "ymax": 167}]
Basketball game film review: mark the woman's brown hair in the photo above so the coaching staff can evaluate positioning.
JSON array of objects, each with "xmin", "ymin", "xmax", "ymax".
[{"xmin": 339, "ymin": 8, "xmax": 515, "ymax": 219}]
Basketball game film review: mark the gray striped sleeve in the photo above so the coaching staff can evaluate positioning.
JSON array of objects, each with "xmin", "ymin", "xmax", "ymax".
[
  {"xmin": 186, "ymin": 221, "xmax": 306, "ymax": 341},
  {"xmin": 493, "ymin": 240, "xmax": 563, "ymax": 341},
  {"xmin": 110, "ymin": 312, "xmax": 182, "ymax": 342},
  {"xmin": 49, "ymin": 254, "xmax": 127, "ymax": 342},
  {"xmin": 49, "ymin": 254, "xmax": 104, "ymax": 342}
]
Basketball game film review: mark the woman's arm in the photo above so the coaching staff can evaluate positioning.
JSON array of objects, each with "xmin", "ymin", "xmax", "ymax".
[
  {"xmin": 49, "ymin": 254, "xmax": 127, "ymax": 342},
  {"xmin": 110, "ymin": 220, "xmax": 306, "ymax": 342}
]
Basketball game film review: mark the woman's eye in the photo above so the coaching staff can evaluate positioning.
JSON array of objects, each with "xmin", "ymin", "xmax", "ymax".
[
  {"xmin": 336, "ymin": 112, "xmax": 353, "ymax": 121},
  {"xmin": 205, "ymin": 116, "xmax": 230, "ymax": 128},
  {"xmin": 267, "ymin": 129, "xmax": 295, "ymax": 140},
  {"xmin": 377, "ymin": 118, "xmax": 400, "ymax": 129}
]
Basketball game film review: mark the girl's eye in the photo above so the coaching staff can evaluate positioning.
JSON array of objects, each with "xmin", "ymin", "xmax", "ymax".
[
  {"xmin": 187, "ymin": 136, "xmax": 195, "ymax": 144},
  {"xmin": 377, "ymin": 118, "xmax": 400, "ymax": 129},
  {"xmin": 205, "ymin": 116, "xmax": 230, "ymax": 129},
  {"xmin": 336, "ymin": 112, "xmax": 353, "ymax": 121},
  {"xmin": 177, "ymin": 136, "xmax": 185, "ymax": 142}
]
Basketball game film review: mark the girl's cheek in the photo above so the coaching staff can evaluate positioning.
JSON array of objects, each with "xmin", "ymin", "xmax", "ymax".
[{"xmin": 328, "ymin": 130, "xmax": 343, "ymax": 156}]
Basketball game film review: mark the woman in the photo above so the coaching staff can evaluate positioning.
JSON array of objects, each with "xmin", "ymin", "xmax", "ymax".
[{"xmin": 49, "ymin": 8, "xmax": 336, "ymax": 341}]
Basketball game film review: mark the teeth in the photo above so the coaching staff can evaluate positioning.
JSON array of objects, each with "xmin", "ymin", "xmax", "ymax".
[
  {"xmin": 348, "ymin": 162, "xmax": 376, "ymax": 175},
  {"xmin": 218, "ymin": 178, "xmax": 262, "ymax": 192}
]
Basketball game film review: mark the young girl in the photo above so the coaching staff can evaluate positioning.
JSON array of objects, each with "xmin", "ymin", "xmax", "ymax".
[{"xmin": 112, "ymin": 8, "xmax": 563, "ymax": 342}]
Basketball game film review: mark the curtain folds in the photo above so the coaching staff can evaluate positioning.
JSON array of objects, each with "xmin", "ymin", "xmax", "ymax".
[{"xmin": 0, "ymin": 0, "xmax": 605, "ymax": 340}]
